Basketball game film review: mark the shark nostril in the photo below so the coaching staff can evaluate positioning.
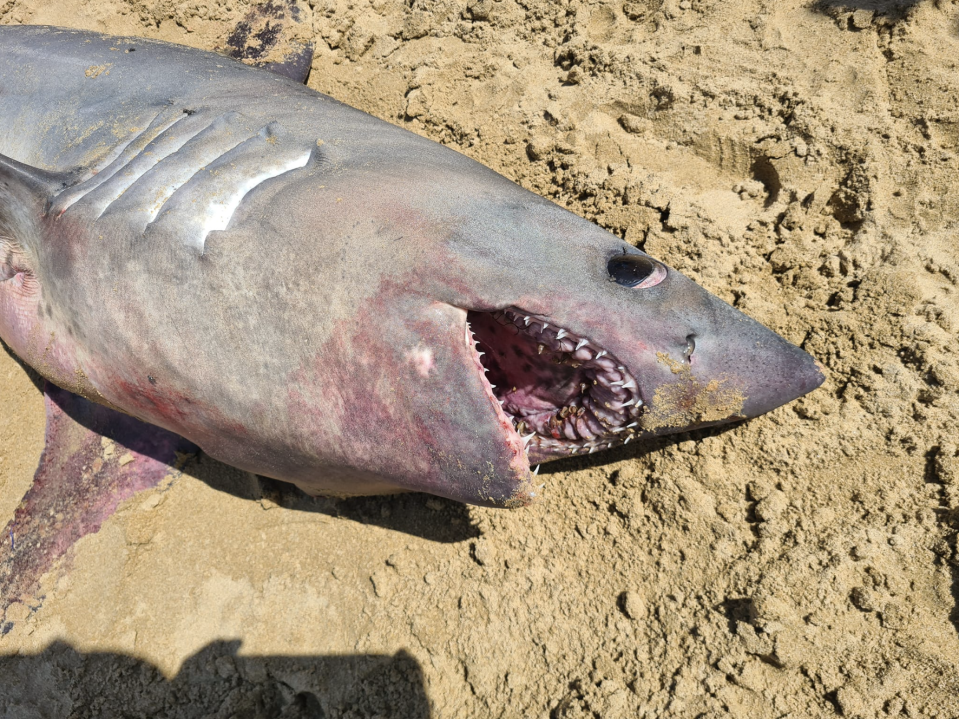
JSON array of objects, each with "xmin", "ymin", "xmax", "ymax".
[{"xmin": 684, "ymin": 334, "xmax": 696, "ymax": 362}]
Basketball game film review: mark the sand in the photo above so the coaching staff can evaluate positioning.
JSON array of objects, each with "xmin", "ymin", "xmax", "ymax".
[{"xmin": 1, "ymin": 0, "xmax": 958, "ymax": 716}]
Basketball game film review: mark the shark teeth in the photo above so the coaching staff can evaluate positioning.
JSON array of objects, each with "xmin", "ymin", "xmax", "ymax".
[{"xmin": 470, "ymin": 307, "xmax": 646, "ymax": 465}]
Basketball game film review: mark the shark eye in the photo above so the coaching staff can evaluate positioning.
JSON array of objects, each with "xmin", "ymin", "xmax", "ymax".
[{"xmin": 607, "ymin": 253, "xmax": 667, "ymax": 288}]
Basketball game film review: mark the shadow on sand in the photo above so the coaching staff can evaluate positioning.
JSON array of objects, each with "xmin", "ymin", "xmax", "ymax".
[
  {"xmin": 0, "ymin": 640, "xmax": 432, "ymax": 718},
  {"xmin": 812, "ymin": 0, "xmax": 922, "ymax": 12},
  {"xmin": 809, "ymin": 0, "xmax": 934, "ymax": 30}
]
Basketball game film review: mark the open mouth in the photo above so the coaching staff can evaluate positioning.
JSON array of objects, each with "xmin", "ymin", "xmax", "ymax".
[{"xmin": 466, "ymin": 308, "xmax": 645, "ymax": 466}]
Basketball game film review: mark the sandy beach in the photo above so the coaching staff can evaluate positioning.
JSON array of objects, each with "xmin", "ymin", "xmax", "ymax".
[{"xmin": 1, "ymin": 0, "xmax": 958, "ymax": 716}]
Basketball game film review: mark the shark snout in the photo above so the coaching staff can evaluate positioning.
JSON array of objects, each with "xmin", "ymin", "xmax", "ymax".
[{"xmin": 689, "ymin": 308, "xmax": 825, "ymax": 420}]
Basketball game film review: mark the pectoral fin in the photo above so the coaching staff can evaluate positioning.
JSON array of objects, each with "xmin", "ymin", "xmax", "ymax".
[
  {"xmin": 0, "ymin": 153, "xmax": 63, "ymax": 281},
  {"xmin": 0, "ymin": 383, "xmax": 197, "ymax": 632}
]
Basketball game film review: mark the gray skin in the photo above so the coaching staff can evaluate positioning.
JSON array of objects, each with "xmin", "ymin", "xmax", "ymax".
[{"xmin": 0, "ymin": 26, "xmax": 824, "ymax": 508}]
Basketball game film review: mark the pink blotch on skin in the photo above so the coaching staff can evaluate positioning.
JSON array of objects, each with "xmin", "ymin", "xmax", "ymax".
[{"xmin": 407, "ymin": 346, "xmax": 436, "ymax": 377}]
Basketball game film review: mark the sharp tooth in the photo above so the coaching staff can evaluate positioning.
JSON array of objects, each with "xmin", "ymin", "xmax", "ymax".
[
  {"xmin": 575, "ymin": 339, "xmax": 588, "ymax": 351},
  {"xmin": 611, "ymin": 381, "xmax": 624, "ymax": 386},
  {"xmin": 595, "ymin": 350, "xmax": 607, "ymax": 359},
  {"xmin": 477, "ymin": 352, "xmax": 485, "ymax": 357},
  {"xmin": 524, "ymin": 316, "xmax": 531, "ymax": 326},
  {"xmin": 522, "ymin": 433, "xmax": 536, "ymax": 446},
  {"xmin": 541, "ymin": 323, "xmax": 549, "ymax": 332},
  {"xmin": 619, "ymin": 400, "xmax": 635, "ymax": 408},
  {"xmin": 636, "ymin": 399, "xmax": 643, "ymax": 406},
  {"xmin": 538, "ymin": 483, "xmax": 545, "ymax": 489},
  {"xmin": 589, "ymin": 446, "xmax": 597, "ymax": 454},
  {"xmin": 611, "ymin": 427, "xmax": 625, "ymax": 433},
  {"xmin": 538, "ymin": 344, "xmax": 545, "ymax": 355},
  {"xmin": 498, "ymin": 399, "xmax": 504, "ymax": 406},
  {"xmin": 490, "ymin": 384, "xmax": 496, "ymax": 389},
  {"xmin": 626, "ymin": 422, "xmax": 637, "ymax": 428},
  {"xmin": 533, "ymin": 465, "xmax": 540, "ymax": 475},
  {"xmin": 624, "ymin": 435, "xmax": 632, "ymax": 444},
  {"xmin": 556, "ymin": 329, "xmax": 567, "ymax": 340},
  {"xmin": 621, "ymin": 379, "xmax": 636, "ymax": 390}
]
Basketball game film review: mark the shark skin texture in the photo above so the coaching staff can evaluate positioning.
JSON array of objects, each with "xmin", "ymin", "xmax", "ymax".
[{"xmin": 0, "ymin": 25, "xmax": 825, "ymax": 517}]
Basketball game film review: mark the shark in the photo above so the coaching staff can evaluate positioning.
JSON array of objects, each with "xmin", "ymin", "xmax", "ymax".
[{"xmin": 0, "ymin": 23, "xmax": 824, "ymax": 519}]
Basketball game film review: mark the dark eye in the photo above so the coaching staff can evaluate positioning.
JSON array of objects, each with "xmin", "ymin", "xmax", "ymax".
[{"xmin": 607, "ymin": 253, "xmax": 667, "ymax": 288}]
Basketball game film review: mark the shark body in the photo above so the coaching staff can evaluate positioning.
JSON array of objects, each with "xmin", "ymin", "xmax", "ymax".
[{"xmin": 0, "ymin": 26, "xmax": 824, "ymax": 509}]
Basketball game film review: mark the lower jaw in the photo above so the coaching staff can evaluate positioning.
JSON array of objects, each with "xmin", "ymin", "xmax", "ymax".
[{"xmin": 525, "ymin": 430, "xmax": 642, "ymax": 463}]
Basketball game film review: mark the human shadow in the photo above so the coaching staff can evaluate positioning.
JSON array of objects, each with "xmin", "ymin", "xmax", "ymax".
[{"xmin": 0, "ymin": 639, "xmax": 432, "ymax": 718}]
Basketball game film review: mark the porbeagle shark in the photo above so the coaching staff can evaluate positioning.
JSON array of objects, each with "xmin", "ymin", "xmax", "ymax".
[{"xmin": 0, "ymin": 24, "xmax": 823, "ymax": 514}]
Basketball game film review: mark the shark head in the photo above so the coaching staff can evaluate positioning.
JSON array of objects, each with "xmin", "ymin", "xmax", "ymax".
[{"xmin": 254, "ymin": 149, "xmax": 824, "ymax": 507}]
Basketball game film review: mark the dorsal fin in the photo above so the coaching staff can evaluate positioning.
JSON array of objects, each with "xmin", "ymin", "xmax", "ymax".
[{"xmin": 221, "ymin": 0, "xmax": 315, "ymax": 84}]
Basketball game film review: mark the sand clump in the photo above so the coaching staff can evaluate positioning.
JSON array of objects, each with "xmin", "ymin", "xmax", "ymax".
[{"xmin": 1, "ymin": 0, "xmax": 959, "ymax": 717}]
